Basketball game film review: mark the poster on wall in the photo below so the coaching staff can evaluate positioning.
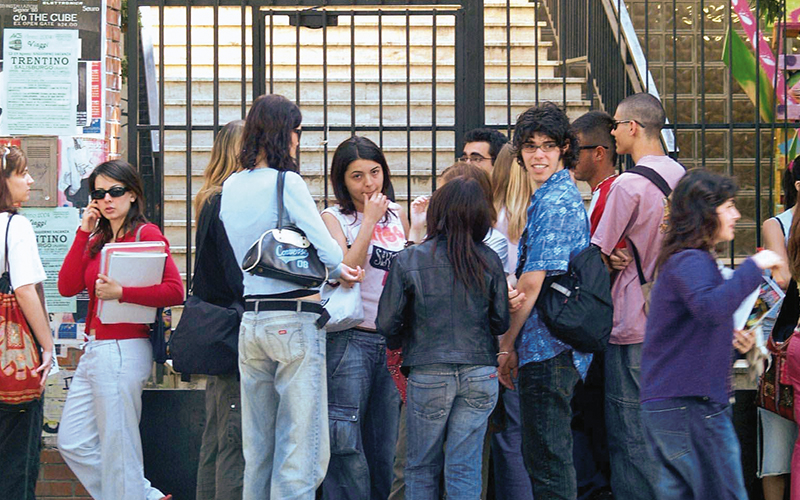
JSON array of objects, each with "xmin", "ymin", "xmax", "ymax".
[
  {"xmin": 21, "ymin": 207, "xmax": 80, "ymax": 312},
  {"xmin": 57, "ymin": 136, "xmax": 107, "ymax": 207},
  {"xmin": 0, "ymin": 0, "xmax": 106, "ymax": 136},
  {"xmin": 0, "ymin": 29, "xmax": 78, "ymax": 136}
]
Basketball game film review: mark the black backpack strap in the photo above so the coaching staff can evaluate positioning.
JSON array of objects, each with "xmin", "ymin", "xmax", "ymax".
[
  {"xmin": 629, "ymin": 241, "xmax": 647, "ymax": 286},
  {"xmin": 623, "ymin": 165, "xmax": 671, "ymax": 286},
  {"xmin": 625, "ymin": 165, "xmax": 672, "ymax": 197}
]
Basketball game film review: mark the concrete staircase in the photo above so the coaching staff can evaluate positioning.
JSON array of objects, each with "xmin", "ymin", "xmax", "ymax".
[{"xmin": 143, "ymin": 0, "xmax": 590, "ymax": 280}]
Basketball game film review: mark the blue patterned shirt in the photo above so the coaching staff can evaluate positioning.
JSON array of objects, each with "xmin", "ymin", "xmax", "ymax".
[{"xmin": 516, "ymin": 169, "xmax": 593, "ymax": 378}]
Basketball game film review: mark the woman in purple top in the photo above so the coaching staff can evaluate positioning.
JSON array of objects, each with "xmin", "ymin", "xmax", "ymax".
[{"xmin": 640, "ymin": 169, "xmax": 782, "ymax": 500}]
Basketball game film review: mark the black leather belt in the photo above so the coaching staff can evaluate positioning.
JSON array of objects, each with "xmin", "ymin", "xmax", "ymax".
[{"xmin": 244, "ymin": 299, "xmax": 330, "ymax": 329}]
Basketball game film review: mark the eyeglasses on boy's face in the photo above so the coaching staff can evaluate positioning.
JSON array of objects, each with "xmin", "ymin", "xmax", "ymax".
[
  {"xmin": 459, "ymin": 153, "xmax": 491, "ymax": 163},
  {"xmin": 521, "ymin": 141, "xmax": 559, "ymax": 154},
  {"xmin": 90, "ymin": 186, "xmax": 129, "ymax": 200},
  {"xmin": 612, "ymin": 119, "xmax": 646, "ymax": 130}
]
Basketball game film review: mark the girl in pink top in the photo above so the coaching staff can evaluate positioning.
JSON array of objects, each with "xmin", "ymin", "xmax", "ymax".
[{"xmin": 320, "ymin": 136, "xmax": 408, "ymax": 500}]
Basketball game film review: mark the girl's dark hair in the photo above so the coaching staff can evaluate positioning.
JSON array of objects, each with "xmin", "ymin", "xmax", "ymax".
[
  {"xmin": 426, "ymin": 177, "xmax": 492, "ymax": 292},
  {"xmin": 330, "ymin": 136, "xmax": 393, "ymax": 221},
  {"xmin": 88, "ymin": 160, "xmax": 148, "ymax": 257},
  {"xmin": 656, "ymin": 168, "xmax": 737, "ymax": 270},
  {"xmin": 512, "ymin": 102, "xmax": 577, "ymax": 170},
  {"xmin": 0, "ymin": 145, "xmax": 28, "ymax": 213},
  {"xmin": 239, "ymin": 94, "xmax": 302, "ymax": 172},
  {"xmin": 783, "ymin": 156, "xmax": 800, "ymax": 209}
]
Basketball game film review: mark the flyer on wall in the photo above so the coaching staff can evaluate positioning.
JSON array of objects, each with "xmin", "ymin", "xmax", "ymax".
[
  {"xmin": 20, "ymin": 207, "xmax": 80, "ymax": 312},
  {"xmin": 1, "ymin": 29, "xmax": 78, "ymax": 136},
  {"xmin": 0, "ymin": 0, "xmax": 106, "ymax": 136}
]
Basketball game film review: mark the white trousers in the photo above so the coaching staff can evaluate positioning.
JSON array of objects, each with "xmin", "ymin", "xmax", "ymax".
[{"xmin": 58, "ymin": 338, "xmax": 164, "ymax": 500}]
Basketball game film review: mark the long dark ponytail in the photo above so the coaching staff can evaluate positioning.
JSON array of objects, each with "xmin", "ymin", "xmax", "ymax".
[{"xmin": 426, "ymin": 177, "xmax": 492, "ymax": 292}]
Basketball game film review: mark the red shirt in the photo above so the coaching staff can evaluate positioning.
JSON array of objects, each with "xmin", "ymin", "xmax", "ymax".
[
  {"xmin": 58, "ymin": 223, "xmax": 184, "ymax": 340},
  {"xmin": 590, "ymin": 175, "xmax": 626, "ymax": 250}
]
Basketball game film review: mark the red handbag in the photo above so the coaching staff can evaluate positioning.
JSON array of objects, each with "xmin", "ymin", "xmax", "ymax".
[
  {"xmin": 0, "ymin": 214, "xmax": 42, "ymax": 405},
  {"xmin": 757, "ymin": 331, "xmax": 795, "ymax": 422}
]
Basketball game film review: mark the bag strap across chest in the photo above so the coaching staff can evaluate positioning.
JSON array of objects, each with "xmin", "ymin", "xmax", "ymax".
[{"xmin": 625, "ymin": 166, "xmax": 671, "ymax": 286}]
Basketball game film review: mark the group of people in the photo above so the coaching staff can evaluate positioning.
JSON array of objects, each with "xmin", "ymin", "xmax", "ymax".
[{"xmin": 1, "ymin": 89, "xmax": 799, "ymax": 500}]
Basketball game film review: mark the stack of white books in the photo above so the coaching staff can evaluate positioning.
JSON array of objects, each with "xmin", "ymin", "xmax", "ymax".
[{"xmin": 97, "ymin": 241, "xmax": 167, "ymax": 324}]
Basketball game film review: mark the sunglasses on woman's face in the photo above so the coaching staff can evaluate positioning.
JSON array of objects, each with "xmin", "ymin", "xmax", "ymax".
[{"xmin": 90, "ymin": 186, "xmax": 129, "ymax": 200}]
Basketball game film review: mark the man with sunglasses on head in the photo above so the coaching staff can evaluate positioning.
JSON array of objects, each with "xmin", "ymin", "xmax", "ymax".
[
  {"xmin": 460, "ymin": 127, "xmax": 509, "ymax": 172},
  {"xmin": 590, "ymin": 93, "xmax": 685, "ymax": 500}
]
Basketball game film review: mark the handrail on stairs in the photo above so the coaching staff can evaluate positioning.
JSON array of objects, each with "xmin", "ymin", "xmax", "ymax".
[{"xmin": 542, "ymin": 0, "xmax": 676, "ymax": 154}]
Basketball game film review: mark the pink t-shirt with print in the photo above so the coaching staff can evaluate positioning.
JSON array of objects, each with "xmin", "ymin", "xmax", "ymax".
[{"xmin": 590, "ymin": 155, "xmax": 685, "ymax": 345}]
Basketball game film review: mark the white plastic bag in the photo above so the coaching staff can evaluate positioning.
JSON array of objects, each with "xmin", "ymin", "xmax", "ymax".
[{"xmin": 321, "ymin": 281, "xmax": 364, "ymax": 332}]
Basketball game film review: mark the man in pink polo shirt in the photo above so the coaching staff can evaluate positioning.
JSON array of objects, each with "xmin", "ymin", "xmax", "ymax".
[{"xmin": 590, "ymin": 93, "xmax": 685, "ymax": 500}]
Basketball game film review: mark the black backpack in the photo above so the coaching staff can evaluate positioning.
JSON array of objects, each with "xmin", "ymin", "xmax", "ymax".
[{"xmin": 516, "ymin": 242, "xmax": 613, "ymax": 353}]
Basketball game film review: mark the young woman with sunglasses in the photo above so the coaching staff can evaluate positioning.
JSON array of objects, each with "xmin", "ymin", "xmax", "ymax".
[
  {"xmin": 57, "ymin": 160, "xmax": 184, "ymax": 500},
  {"xmin": 0, "ymin": 145, "xmax": 54, "ymax": 500}
]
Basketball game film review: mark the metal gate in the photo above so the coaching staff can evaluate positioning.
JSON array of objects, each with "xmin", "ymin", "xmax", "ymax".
[{"xmin": 125, "ymin": 0, "xmax": 485, "ymax": 285}]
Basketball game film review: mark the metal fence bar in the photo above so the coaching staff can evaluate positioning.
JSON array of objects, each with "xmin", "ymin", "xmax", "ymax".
[
  {"xmin": 431, "ymin": 11, "xmax": 438, "ymax": 192},
  {"xmin": 158, "ymin": 1, "xmax": 166, "ymax": 228},
  {"xmin": 323, "ymin": 10, "xmax": 330, "ymax": 206},
  {"xmin": 700, "ymin": 0, "xmax": 706, "ymax": 169},
  {"xmin": 241, "ymin": 0, "xmax": 247, "ymax": 118},
  {"xmin": 351, "ymin": 11, "xmax": 356, "ymax": 136},
  {"xmin": 405, "ymin": 9, "xmax": 411, "ymax": 210},
  {"xmin": 755, "ymin": 0, "xmax": 762, "ymax": 247},
  {"xmin": 213, "ymin": 0, "xmax": 220, "ymax": 135},
  {"xmin": 378, "ymin": 10, "xmax": 384, "ymax": 149},
  {"xmin": 505, "ymin": 0, "xmax": 511, "ymax": 135},
  {"xmin": 185, "ymin": 2, "xmax": 193, "ymax": 291}
]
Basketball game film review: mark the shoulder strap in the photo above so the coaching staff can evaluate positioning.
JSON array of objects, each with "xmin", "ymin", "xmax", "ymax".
[
  {"xmin": 776, "ymin": 216, "xmax": 787, "ymax": 237},
  {"xmin": 629, "ymin": 242, "xmax": 647, "ymax": 285},
  {"xmin": 134, "ymin": 223, "xmax": 146, "ymax": 242},
  {"xmin": 626, "ymin": 165, "xmax": 671, "ymax": 197},
  {"xmin": 4, "ymin": 213, "xmax": 14, "ymax": 277},
  {"xmin": 276, "ymin": 170, "xmax": 286, "ymax": 230}
]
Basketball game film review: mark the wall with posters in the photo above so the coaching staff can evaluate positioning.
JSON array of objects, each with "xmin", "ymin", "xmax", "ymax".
[{"xmin": 0, "ymin": 0, "xmax": 123, "ymax": 443}]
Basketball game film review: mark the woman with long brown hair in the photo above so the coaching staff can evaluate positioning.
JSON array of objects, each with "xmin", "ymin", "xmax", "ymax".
[
  {"xmin": 57, "ymin": 160, "xmax": 184, "ymax": 500},
  {"xmin": 641, "ymin": 169, "xmax": 781, "ymax": 500},
  {"xmin": 220, "ymin": 94, "xmax": 361, "ymax": 499},
  {"xmin": 0, "ymin": 145, "xmax": 54, "ymax": 500},
  {"xmin": 193, "ymin": 120, "xmax": 246, "ymax": 500}
]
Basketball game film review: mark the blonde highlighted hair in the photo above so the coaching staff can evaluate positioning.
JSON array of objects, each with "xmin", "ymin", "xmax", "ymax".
[
  {"xmin": 194, "ymin": 120, "xmax": 245, "ymax": 215},
  {"xmin": 492, "ymin": 143, "xmax": 533, "ymax": 242}
]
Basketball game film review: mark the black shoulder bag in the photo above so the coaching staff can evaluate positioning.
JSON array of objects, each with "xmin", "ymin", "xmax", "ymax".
[{"xmin": 241, "ymin": 170, "xmax": 328, "ymax": 288}]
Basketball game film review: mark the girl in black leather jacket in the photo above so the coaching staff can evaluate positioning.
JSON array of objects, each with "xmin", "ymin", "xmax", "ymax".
[{"xmin": 377, "ymin": 177, "xmax": 509, "ymax": 500}]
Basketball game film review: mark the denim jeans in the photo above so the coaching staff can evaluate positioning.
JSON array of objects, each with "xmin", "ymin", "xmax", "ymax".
[
  {"xmin": 0, "ymin": 398, "xmax": 43, "ymax": 500},
  {"xmin": 518, "ymin": 350, "xmax": 580, "ymax": 500},
  {"xmin": 491, "ymin": 376, "xmax": 534, "ymax": 500},
  {"xmin": 405, "ymin": 364, "xmax": 498, "ymax": 500},
  {"xmin": 322, "ymin": 330, "xmax": 401, "ymax": 500},
  {"xmin": 604, "ymin": 343, "xmax": 658, "ymax": 500},
  {"xmin": 58, "ymin": 338, "xmax": 165, "ymax": 500},
  {"xmin": 197, "ymin": 373, "xmax": 244, "ymax": 500},
  {"xmin": 238, "ymin": 310, "xmax": 329, "ymax": 500},
  {"xmin": 641, "ymin": 397, "xmax": 748, "ymax": 500}
]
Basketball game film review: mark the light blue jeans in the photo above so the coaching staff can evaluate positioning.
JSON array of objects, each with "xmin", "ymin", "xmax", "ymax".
[
  {"xmin": 238, "ymin": 310, "xmax": 329, "ymax": 500},
  {"xmin": 405, "ymin": 364, "xmax": 498, "ymax": 500}
]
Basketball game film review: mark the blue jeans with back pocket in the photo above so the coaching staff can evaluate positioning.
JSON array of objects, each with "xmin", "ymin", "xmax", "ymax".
[
  {"xmin": 405, "ymin": 363, "xmax": 498, "ymax": 500},
  {"xmin": 321, "ymin": 329, "xmax": 401, "ymax": 500},
  {"xmin": 641, "ymin": 397, "xmax": 748, "ymax": 500}
]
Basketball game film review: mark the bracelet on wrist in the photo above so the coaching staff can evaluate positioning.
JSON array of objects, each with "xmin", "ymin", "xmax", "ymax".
[{"xmin": 496, "ymin": 351, "xmax": 510, "ymax": 357}]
